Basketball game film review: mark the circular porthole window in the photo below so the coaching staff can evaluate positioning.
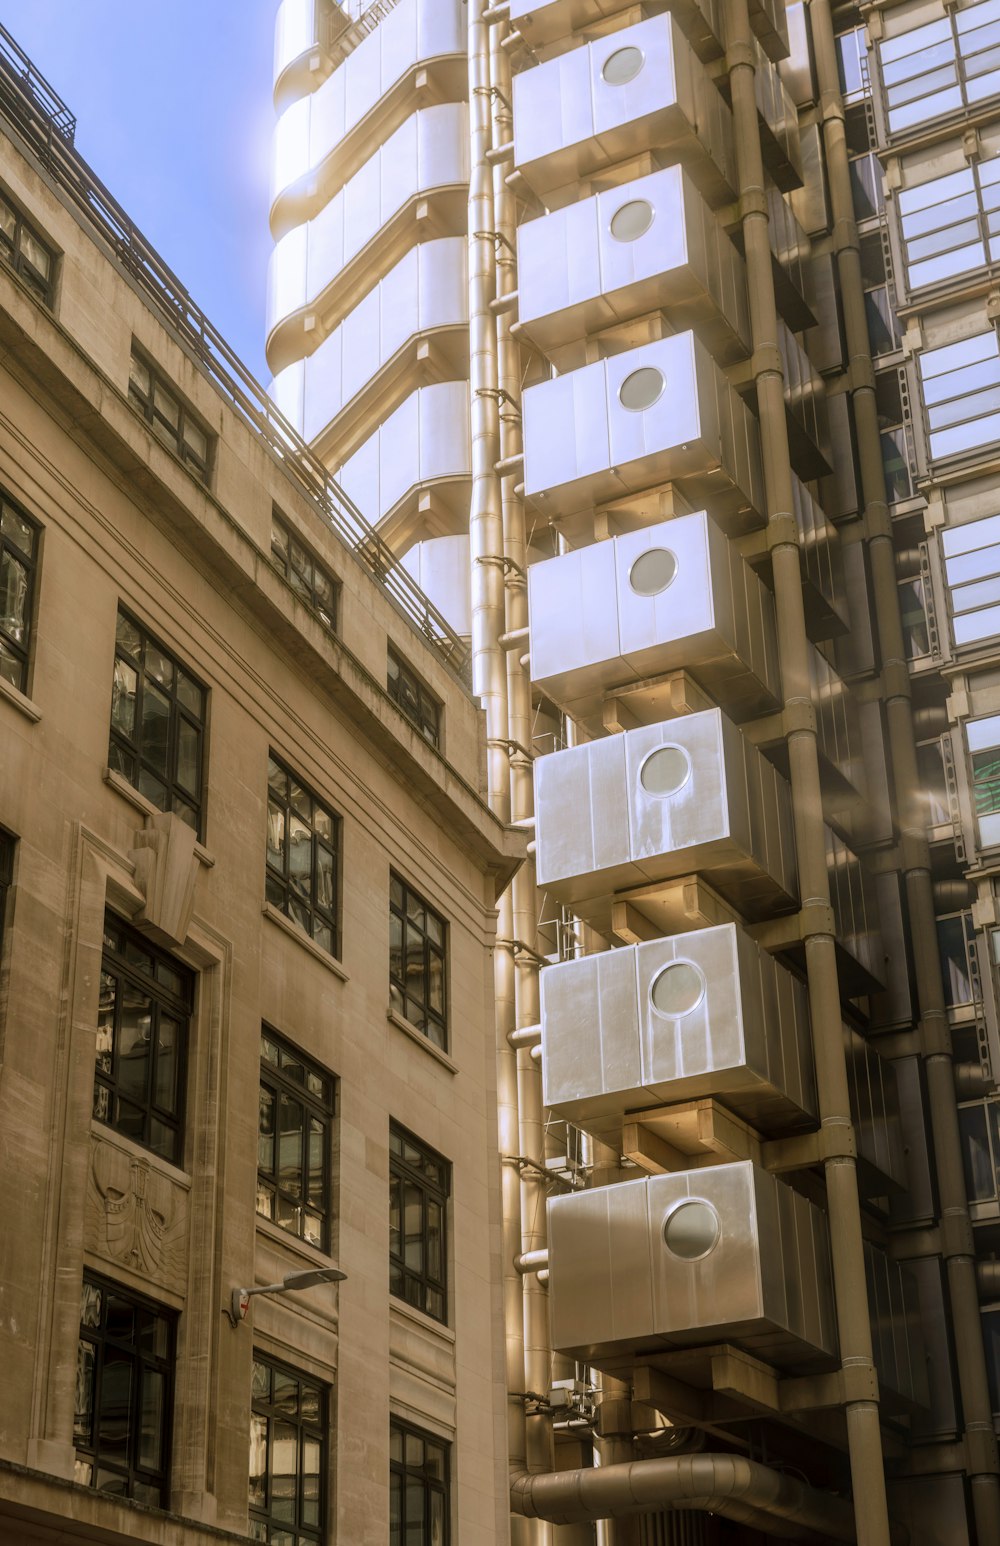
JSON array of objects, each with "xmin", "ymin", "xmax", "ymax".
[
  {"xmin": 639, "ymin": 745, "xmax": 690, "ymax": 798},
  {"xmin": 602, "ymin": 45, "xmax": 645, "ymax": 84},
  {"xmin": 629, "ymin": 548, "xmax": 677, "ymax": 597},
  {"xmin": 610, "ymin": 198, "xmax": 655, "ymax": 242},
  {"xmin": 619, "ymin": 366, "xmax": 665, "ymax": 412},
  {"xmin": 663, "ymin": 1199, "xmax": 721, "ymax": 1261},
  {"xmin": 650, "ymin": 960, "xmax": 706, "ymax": 1018}
]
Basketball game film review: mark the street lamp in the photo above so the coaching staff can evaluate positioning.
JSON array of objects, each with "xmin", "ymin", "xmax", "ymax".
[{"xmin": 228, "ymin": 1266, "xmax": 347, "ymax": 1327}]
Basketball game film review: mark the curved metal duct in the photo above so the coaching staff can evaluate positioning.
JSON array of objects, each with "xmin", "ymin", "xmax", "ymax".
[
  {"xmin": 931, "ymin": 877, "xmax": 975, "ymax": 911},
  {"xmin": 511, "ymin": 1455, "xmax": 908, "ymax": 1544}
]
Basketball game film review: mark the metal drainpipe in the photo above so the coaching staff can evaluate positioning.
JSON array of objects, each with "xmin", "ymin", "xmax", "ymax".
[
  {"xmin": 807, "ymin": 0, "xmax": 1000, "ymax": 1530},
  {"xmin": 487, "ymin": 18, "xmax": 556, "ymax": 1529},
  {"xmin": 723, "ymin": 2, "xmax": 892, "ymax": 1541},
  {"xmin": 469, "ymin": 0, "xmax": 510, "ymax": 818},
  {"xmin": 469, "ymin": 0, "xmax": 530, "ymax": 1532}
]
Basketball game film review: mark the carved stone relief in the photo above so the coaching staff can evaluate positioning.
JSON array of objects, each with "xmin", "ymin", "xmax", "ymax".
[{"xmin": 86, "ymin": 1134, "xmax": 188, "ymax": 1292}]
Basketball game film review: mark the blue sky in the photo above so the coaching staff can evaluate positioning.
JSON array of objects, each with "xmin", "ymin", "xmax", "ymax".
[{"xmin": 3, "ymin": 2, "xmax": 278, "ymax": 381}]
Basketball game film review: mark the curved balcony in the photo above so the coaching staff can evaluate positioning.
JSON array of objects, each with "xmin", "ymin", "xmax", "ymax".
[
  {"xmin": 266, "ymin": 102, "xmax": 469, "ymax": 374},
  {"xmin": 274, "ymin": 0, "xmax": 327, "ymax": 109},
  {"xmin": 334, "ymin": 381, "xmax": 471, "ymax": 552},
  {"xmin": 270, "ymin": 0, "xmax": 465, "ymax": 236},
  {"xmin": 270, "ymin": 236, "xmax": 468, "ymax": 458}
]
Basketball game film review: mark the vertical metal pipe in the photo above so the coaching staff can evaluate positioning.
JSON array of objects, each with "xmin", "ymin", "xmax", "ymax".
[
  {"xmin": 469, "ymin": 0, "xmax": 510, "ymax": 821},
  {"xmin": 488, "ymin": 18, "xmax": 554, "ymax": 1526},
  {"xmin": 723, "ymin": 3, "xmax": 891, "ymax": 1540},
  {"xmin": 807, "ymin": 0, "xmax": 1000, "ymax": 1529}
]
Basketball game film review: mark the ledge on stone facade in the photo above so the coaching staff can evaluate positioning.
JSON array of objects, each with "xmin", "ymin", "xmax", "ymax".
[
  {"xmin": 0, "ymin": 1457, "xmax": 259, "ymax": 1545},
  {"xmin": 262, "ymin": 901, "xmax": 350, "ymax": 980},
  {"xmin": 386, "ymin": 1007, "xmax": 457, "ymax": 1074},
  {"xmin": 0, "ymin": 671, "xmax": 41, "ymax": 723}
]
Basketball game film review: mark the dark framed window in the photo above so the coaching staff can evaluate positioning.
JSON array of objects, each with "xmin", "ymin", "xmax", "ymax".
[
  {"xmin": 0, "ymin": 489, "xmax": 40, "ymax": 693},
  {"xmin": 270, "ymin": 511, "xmax": 338, "ymax": 632},
  {"xmin": 249, "ymin": 1355, "xmax": 327, "ymax": 1545},
  {"xmin": 266, "ymin": 754, "xmax": 341, "ymax": 958},
  {"xmin": 109, "ymin": 609, "xmax": 207, "ymax": 836},
  {"xmin": 0, "ymin": 828, "xmax": 12, "ymax": 956},
  {"xmin": 74, "ymin": 1273, "xmax": 175, "ymax": 1505},
  {"xmin": 257, "ymin": 1027, "xmax": 335, "ymax": 1250},
  {"xmin": 389, "ymin": 1121, "xmax": 449, "ymax": 1323},
  {"xmin": 387, "ymin": 648, "xmax": 442, "ymax": 749},
  {"xmin": 390, "ymin": 1417, "xmax": 449, "ymax": 1546},
  {"xmin": 0, "ymin": 187, "xmax": 55, "ymax": 305},
  {"xmin": 128, "ymin": 350, "xmax": 212, "ymax": 482},
  {"xmin": 389, "ymin": 873, "xmax": 447, "ymax": 1048},
  {"xmin": 93, "ymin": 912, "xmax": 193, "ymax": 1164}
]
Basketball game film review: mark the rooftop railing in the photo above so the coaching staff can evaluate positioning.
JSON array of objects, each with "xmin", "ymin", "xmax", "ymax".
[{"xmin": 0, "ymin": 24, "xmax": 471, "ymax": 683}]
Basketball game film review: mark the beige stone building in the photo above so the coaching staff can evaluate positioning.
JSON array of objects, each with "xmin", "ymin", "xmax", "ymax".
[{"xmin": 0, "ymin": 24, "xmax": 521, "ymax": 1546}]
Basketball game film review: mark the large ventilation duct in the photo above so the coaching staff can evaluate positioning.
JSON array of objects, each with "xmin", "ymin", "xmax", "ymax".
[{"xmin": 510, "ymin": 1455, "xmax": 906, "ymax": 1543}]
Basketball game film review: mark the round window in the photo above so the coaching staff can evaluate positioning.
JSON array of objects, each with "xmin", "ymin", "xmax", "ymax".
[
  {"xmin": 639, "ymin": 745, "xmax": 690, "ymax": 798},
  {"xmin": 610, "ymin": 199, "xmax": 655, "ymax": 242},
  {"xmin": 629, "ymin": 548, "xmax": 677, "ymax": 597},
  {"xmin": 619, "ymin": 367, "xmax": 665, "ymax": 412},
  {"xmin": 650, "ymin": 960, "xmax": 706, "ymax": 1018},
  {"xmin": 663, "ymin": 1199, "xmax": 721, "ymax": 1261},
  {"xmin": 602, "ymin": 45, "xmax": 645, "ymax": 84}
]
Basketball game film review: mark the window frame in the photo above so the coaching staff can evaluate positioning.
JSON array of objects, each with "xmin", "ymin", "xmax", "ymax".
[
  {"xmin": 127, "ymin": 348, "xmax": 213, "ymax": 484},
  {"xmin": 0, "ymin": 486, "xmax": 41, "ymax": 695},
  {"xmin": 389, "ymin": 1120, "xmax": 450, "ymax": 1325},
  {"xmin": 387, "ymin": 647, "xmax": 443, "ymax": 750},
  {"xmin": 74, "ymin": 1271, "xmax": 176, "ymax": 1506},
  {"xmin": 0, "ymin": 184, "xmax": 56, "ymax": 306},
  {"xmin": 93, "ymin": 911, "xmax": 194, "ymax": 1165},
  {"xmin": 389, "ymin": 1415, "xmax": 450, "ymax": 1546},
  {"xmin": 109, "ymin": 607, "xmax": 208, "ymax": 838},
  {"xmin": 249, "ymin": 1353, "xmax": 329, "ymax": 1546},
  {"xmin": 270, "ymin": 509, "xmax": 339, "ymax": 634},
  {"xmin": 389, "ymin": 873, "xmax": 448, "ymax": 1049},
  {"xmin": 265, "ymin": 752, "xmax": 342, "ymax": 960},
  {"xmin": 0, "ymin": 827, "xmax": 12, "ymax": 958},
  {"xmin": 256, "ymin": 1025, "xmax": 336, "ymax": 1252}
]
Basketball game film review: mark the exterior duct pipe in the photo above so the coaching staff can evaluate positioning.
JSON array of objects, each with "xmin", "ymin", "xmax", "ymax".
[
  {"xmin": 468, "ymin": 0, "xmax": 510, "ymax": 822},
  {"xmin": 515, "ymin": 1249, "xmax": 550, "ymax": 1274},
  {"xmin": 977, "ymin": 1260, "xmax": 1000, "ymax": 1299},
  {"xmin": 724, "ymin": 1, "xmax": 893, "ymax": 1539},
  {"xmin": 807, "ymin": 1, "xmax": 1000, "ymax": 1534},
  {"xmin": 510, "ymin": 1456, "xmax": 904, "ymax": 1544},
  {"xmin": 488, "ymin": 8, "xmax": 554, "ymax": 1534}
]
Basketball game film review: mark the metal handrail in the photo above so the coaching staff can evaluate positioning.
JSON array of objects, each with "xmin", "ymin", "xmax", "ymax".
[
  {"xmin": 0, "ymin": 28, "xmax": 471, "ymax": 682},
  {"xmin": 0, "ymin": 22, "xmax": 75, "ymax": 142}
]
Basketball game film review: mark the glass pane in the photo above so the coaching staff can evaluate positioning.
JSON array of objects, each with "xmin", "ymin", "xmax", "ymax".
[
  {"xmin": 176, "ymin": 718, "xmax": 200, "ymax": 796},
  {"xmin": 117, "ymin": 986, "xmax": 152, "ymax": 1100},
  {"xmin": 97, "ymin": 1349, "xmax": 132, "ymax": 1457},
  {"xmin": 289, "ymin": 893, "xmax": 311, "ymax": 933},
  {"xmin": 148, "ymin": 1114, "xmax": 175, "ymax": 1161},
  {"xmin": 0, "ymin": 551, "xmax": 28, "ymax": 641},
  {"xmin": 176, "ymin": 668, "xmax": 203, "ymax": 715},
  {"xmin": 154, "ymin": 1015, "xmax": 179, "ymax": 1113},
  {"xmin": 960, "ymin": 1104, "xmax": 996, "ymax": 1201},
  {"xmin": 406, "ymin": 1480, "xmax": 425, "ymax": 1545},
  {"xmin": 406, "ymin": 892, "xmax": 425, "ymax": 928},
  {"xmin": 258, "ymin": 1084, "xmax": 275, "ymax": 1172},
  {"xmin": 74, "ymin": 1340, "xmax": 95, "ymax": 1443},
  {"xmin": 390, "ymin": 1471, "xmax": 403, "ymax": 1546},
  {"xmin": 316, "ymin": 844, "xmax": 334, "ymax": 913},
  {"xmin": 390, "ymin": 1175, "xmax": 401, "ymax": 1257},
  {"xmin": 390, "ymin": 874, "xmax": 404, "ymax": 910},
  {"xmin": 308, "ymin": 1117, "xmax": 325, "ymax": 1207},
  {"xmin": 129, "ymin": 355, "xmax": 150, "ymax": 398},
  {"xmin": 267, "ymin": 801, "xmax": 286, "ymax": 871},
  {"xmin": 404, "ymin": 1182, "xmax": 424, "ymax": 1272},
  {"xmin": 405, "ymin": 924, "xmax": 425, "ymax": 1002},
  {"xmin": 430, "ymin": 1488, "xmax": 445, "ymax": 1546},
  {"xmin": 427, "ymin": 954, "xmax": 444, "ymax": 1016},
  {"xmin": 271, "ymin": 516, "xmax": 289, "ymax": 570},
  {"xmin": 288, "ymin": 816, "xmax": 312, "ymax": 894},
  {"xmin": 300, "ymin": 1380, "xmax": 321, "ymax": 1424},
  {"xmin": 111, "ymin": 660, "xmax": 138, "ymax": 738},
  {"xmin": 302, "ymin": 1436, "xmax": 321, "ymax": 1524},
  {"xmin": 81, "ymin": 1281, "xmax": 103, "ymax": 1328},
  {"xmin": 426, "ymin": 1199, "xmax": 443, "ymax": 1281},
  {"xmin": 974, "ymin": 748, "xmax": 1000, "ymax": 815},
  {"xmin": 273, "ymin": 1367, "xmax": 298, "ymax": 1420},
  {"xmin": 0, "ymin": 638, "xmax": 23, "ymax": 689},
  {"xmin": 153, "ymin": 383, "xmax": 180, "ymax": 430},
  {"xmin": 268, "ymin": 757, "xmax": 288, "ymax": 799},
  {"xmin": 249, "ymin": 1411, "xmax": 269, "ymax": 1509},
  {"xmin": 271, "ymin": 1420, "xmax": 298, "ymax": 1522},
  {"xmin": 139, "ymin": 1368, "xmax": 165, "ymax": 1469},
  {"xmin": 425, "ymin": 913, "xmax": 444, "ymax": 948},
  {"xmin": 252, "ymin": 1360, "xmax": 271, "ymax": 1400},
  {"xmin": 96, "ymin": 973, "xmax": 116, "ymax": 1073},
  {"xmin": 141, "ymin": 679, "xmax": 171, "ymax": 776},
  {"xmin": 405, "ymin": 1433, "xmax": 424, "ymax": 1468},
  {"xmin": 278, "ymin": 1093, "xmax": 304, "ymax": 1198},
  {"xmin": 256, "ymin": 1180, "xmax": 275, "ymax": 1219}
]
